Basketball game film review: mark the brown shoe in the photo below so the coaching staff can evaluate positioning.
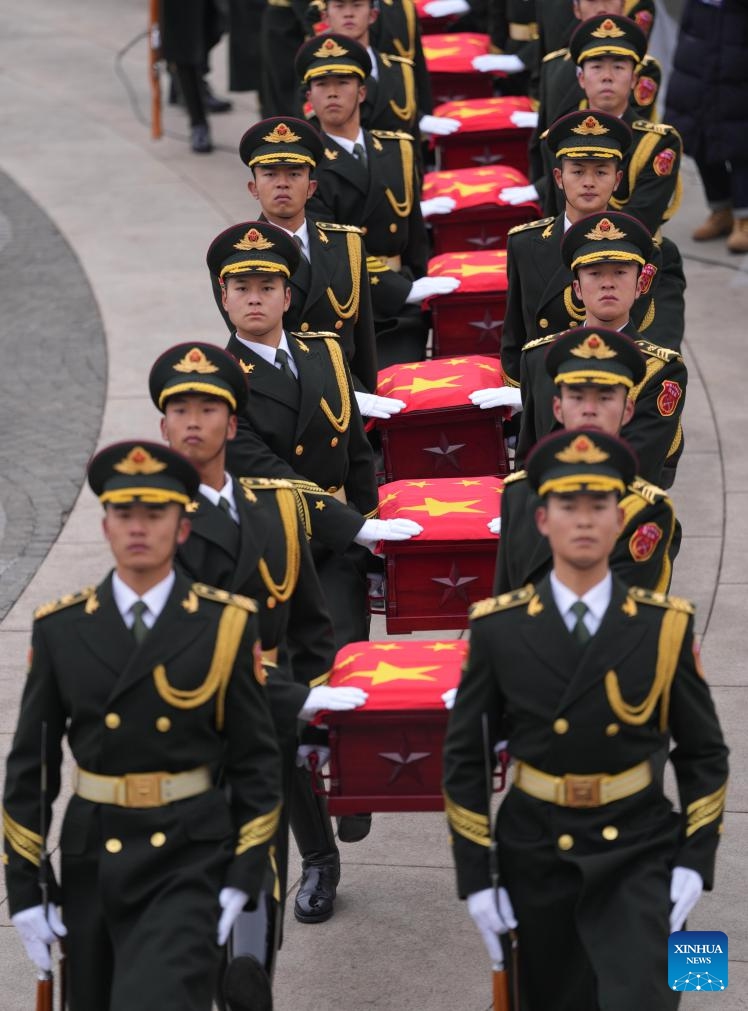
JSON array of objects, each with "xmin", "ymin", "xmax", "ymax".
[
  {"xmin": 692, "ymin": 208, "xmax": 733, "ymax": 241},
  {"xmin": 727, "ymin": 217, "xmax": 748, "ymax": 254}
]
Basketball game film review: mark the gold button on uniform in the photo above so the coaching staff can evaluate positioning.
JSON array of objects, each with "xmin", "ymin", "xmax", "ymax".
[
  {"xmin": 557, "ymin": 834, "xmax": 574, "ymax": 851},
  {"xmin": 301, "ymin": 323, "xmax": 310, "ymax": 332},
  {"xmin": 295, "ymin": 445, "xmax": 304, "ymax": 456},
  {"xmin": 605, "ymin": 723, "xmax": 620, "ymax": 737},
  {"xmin": 105, "ymin": 838, "xmax": 122, "ymax": 854},
  {"xmin": 104, "ymin": 713, "xmax": 121, "ymax": 730},
  {"xmin": 150, "ymin": 832, "xmax": 167, "ymax": 848},
  {"xmin": 602, "ymin": 826, "xmax": 619, "ymax": 841},
  {"xmin": 156, "ymin": 717, "xmax": 171, "ymax": 733},
  {"xmin": 539, "ymin": 317, "xmax": 548, "ymax": 329},
  {"xmin": 334, "ymin": 320, "xmax": 343, "ymax": 330},
  {"xmin": 266, "ymin": 596, "xmax": 277, "ymax": 609},
  {"xmin": 553, "ymin": 718, "xmax": 569, "ymax": 735},
  {"xmin": 389, "ymin": 223, "xmax": 398, "ymax": 233},
  {"xmin": 330, "ymin": 437, "xmax": 339, "ymax": 447}
]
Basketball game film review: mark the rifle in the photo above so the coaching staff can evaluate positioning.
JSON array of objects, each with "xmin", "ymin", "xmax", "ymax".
[
  {"xmin": 148, "ymin": 0, "xmax": 162, "ymax": 139},
  {"xmin": 481, "ymin": 714, "xmax": 519, "ymax": 1011},
  {"xmin": 36, "ymin": 722, "xmax": 53, "ymax": 1011}
]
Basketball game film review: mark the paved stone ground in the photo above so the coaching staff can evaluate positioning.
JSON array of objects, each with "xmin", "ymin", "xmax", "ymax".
[{"xmin": 0, "ymin": 2, "xmax": 746, "ymax": 1008}]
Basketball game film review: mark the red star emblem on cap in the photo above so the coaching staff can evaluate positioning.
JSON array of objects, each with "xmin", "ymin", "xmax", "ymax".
[
  {"xmin": 599, "ymin": 219, "xmax": 612, "ymax": 232},
  {"xmin": 247, "ymin": 228, "xmax": 260, "ymax": 241},
  {"xmin": 277, "ymin": 123, "xmax": 289, "ymax": 135},
  {"xmin": 587, "ymin": 335, "xmax": 600, "ymax": 348},
  {"xmin": 189, "ymin": 349, "xmax": 201, "ymax": 362},
  {"xmin": 132, "ymin": 449, "xmax": 146, "ymax": 463}
]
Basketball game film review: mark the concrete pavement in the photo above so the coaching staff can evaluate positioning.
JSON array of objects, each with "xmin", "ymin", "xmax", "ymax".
[{"xmin": 0, "ymin": 2, "xmax": 746, "ymax": 1007}]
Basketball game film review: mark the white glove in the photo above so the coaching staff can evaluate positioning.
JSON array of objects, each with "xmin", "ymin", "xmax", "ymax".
[
  {"xmin": 499, "ymin": 184, "xmax": 539, "ymax": 206},
  {"xmin": 487, "ymin": 517, "xmax": 501, "ymax": 535},
  {"xmin": 299, "ymin": 685, "xmax": 368, "ymax": 719},
  {"xmin": 423, "ymin": 0, "xmax": 470, "ymax": 15},
  {"xmin": 419, "ymin": 114, "xmax": 461, "ymax": 136},
  {"xmin": 472, "ymin": 54, "xmax": 525, "ymax": 74},
  {"xmin": 217, "ymin": 887, "xmax": 249, "ymax": 945},
  {"xmin": 442, "ymin": 686, "xmax": 458, "ymax": 710},
  {"xmin": 295, "ymin": 744, "xmax": 332, "ymax": 769},
  {"xmin": 421, "ymin": 196, "xmax": 457, "ymax": 218},
  {"xmin": 469, "ymin": 387, "xmax": 523, "ymax": 414},
  {"xmin": 354, "ymin": 518, "xmax": 424, "ymax": 550},
  {"xmin": 467, "ymin": 887, "xmax": 518, "ymax": 964},
  {"xmin": 510, "ymin": 109, "xmax": 539, "ymax": 129},
  {"xmin": 406, "ymin": 276, "xmax": 461, "ymax": 304},
  {"xmin": 355, "ymin": 391, "xmax": 406, "ymax": 419},
  {"xmin": 669, "ymin": 866, "xmax": 704, "ymax": 932},
  {"xmin": 12, "ymin": 905, "xmax": 67, "ymax": 972}
]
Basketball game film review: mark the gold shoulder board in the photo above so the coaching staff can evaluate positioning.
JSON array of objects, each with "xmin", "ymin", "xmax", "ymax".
[
  {"xmin": 508, "ymin": 216, "xmax": 555, "ymax": 236},
  {"xmin": 635, "ymin": 340, "xmax": 682, "ymax": 363},
  {"xmin": 543, "ymin": 47, "xmax": 569, "ymax": 62},
  {"xmin": 628, "ymin": 477, "xmax": 668, "ymax": 505},
  {"xmin": 34, "ymin": 586, "xmax": 96, "ymax": 620},
  {"xmin": 192, "ymin": 583, "xmax": 258, "ymax": 613},
  {"xmin": 316, "ymin": 221, "xmax": 366, "ymax": 236},
  {"xmin": 522, "ymin": 333, "xmax": 558, "ymax": 352},
  {"xmin": 239, "ymin": 476, "xmax": 294, "ymax": 491},
  {"xmin": 503, "ymin": 469, "xmax": 528, "ymax": 486},
  {"xmin": 632, "ymin": 120, "xmax": 670, "ymax": 136},
  {"xmin": 470, "ymin": 584, "xmax": 535, "ymax": 619},
  {"xmin": 370, "ymin": 129, "xmax": 415, "ymax": 142},
  {"xmin": 628, "ymin": 586, "xmax": 694, "ymax": 614}
]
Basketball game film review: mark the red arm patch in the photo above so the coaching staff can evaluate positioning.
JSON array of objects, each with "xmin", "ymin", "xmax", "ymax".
[
  {"xmin": 657, "ymin": 379, "xmax": 683, "ymax": 417},
  {"xmin": 629, "ymin": 522, "xmax": 663, "ymax": 562}
]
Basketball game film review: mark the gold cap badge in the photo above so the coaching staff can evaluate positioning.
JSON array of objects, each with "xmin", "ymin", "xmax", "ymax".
[
  {"xmin": 114, "ymin": 446, "xmax": 168, "ymax": 476},
  {"xmin": 571, "ymin": 115, "xmax": 608, "ymax": 136},
  {"xmin": 591, "ymin": 18, "xmax": 625, "ymax": 38},
  {"xmin": 585, "ymin": 217, "xmax": 627, "ymax": 241},
  {"xmin": 263, "ymin": 123, "xmax": 302, "ymax": 145},
  {"xmin": 233, "ymin": 227, "xmax": 274, "ymax": 251},
  {"xmin": 555, "ymin": 435, "xmax": 610, "ymax": 464},
  {"xmin": 315, "ymin": 38, "xmax": 349, "ymax": 58},
  {"xmin": 569, "ymin": 333, "xmax": 618, "ymax": 360},
  {"xmin": 172, "ymin": 348, "xmax": 220, "ymax": 374}
]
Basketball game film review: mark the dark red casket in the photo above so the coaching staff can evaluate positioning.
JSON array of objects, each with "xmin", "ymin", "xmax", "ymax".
[
  {"xmin": 423, "ymin": 33, "xmax": 503, "ymax": 104},
  {"xmin": 375, "ymin": 356, "xmax": 510, "ymax": 481},
  {"xmin": 378, "ymin": 475, "xmax": 502, "ymax": 633},
  {"xmin": 431, "ymin": 96, "xmax": 534, "ymax": 173},
  {"xmin": 428, "ymin": 250, "xmax": 508, "ymax": 358},
  {"xmin": 423, "ymin": 166, "xmax": 539, "ymax": 254},
  {"xmin": 320, "ymin": 639, "xmax": 467, "ymax": 813}
]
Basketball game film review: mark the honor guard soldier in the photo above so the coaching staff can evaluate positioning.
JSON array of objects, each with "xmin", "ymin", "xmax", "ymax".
[
  {"xmin": 371, "ymin": 0, "xmax": 434, "ymax": 125},
  {"xmin": 296, "ymin": 34, "xmax": 460, "ymax": 366},
  {"xmin": 517, "ymin": 213, "xmax": 687, "ymax": 486},
  {"xmin": 259, "ymin": 0, "xmax": 314, "ymax": 117},
  {"xmin": 499, "ymin": 110, "xmax": 684, "ymax": 387},
  {"xmin": 494, "ymin": 328, "xmax": 679, "ymax": 596},
  {"xmin": 4, "ymin": 441, "xmax": 282, "ymax": 1011},
  {"xmin": 444, "ymin": 428, "xmax": 728, "ymax": 1011},
  {"xmin": 150, "ymin": 343, "xmax": 367, "ymax": 1009},
  {"xmin": 232, "ymin": 116, "xmax": 378, "ymax": 395}
]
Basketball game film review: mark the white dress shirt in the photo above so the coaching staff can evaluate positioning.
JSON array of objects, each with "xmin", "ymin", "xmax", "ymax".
[
  {"xmin": 112, "ymin": 570, "xmax": 176, "ymax": 630},
  {"xmin": 326, "ymin": 128, "xmax": 367, "ymax": 157},
  {"xmin": 199, "ymin": 473, "xmax": 239, "ymax": 523},
  {"xmin": 550, "ymin": 570, "xmax": 612, "ymax": 638},
  {"xmin": 233, "ymin": 330, "xmax": 299, "ymax": 379},
  {"xmin": 367, "ymin": 47, "xmax": 379, "ymax": 80},
  {"xmin": 278, "ymin": 219, "xmax": 310, "ymax": 261}
]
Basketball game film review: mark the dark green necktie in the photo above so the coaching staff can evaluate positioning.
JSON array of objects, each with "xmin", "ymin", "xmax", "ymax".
[
  {"xmin": 274, "ymin": 347, "xmax": 296, "ymax": 382},
  {"xmin": 570, "ymin": 600, "xmax": 591, "ymax": 646},
  {"xmin": 218, "ymin": 495, "xmax": 232, "ymax": 515},
  {"xmin": 131, "ymin": 600, "xmax": 149, "ymax": 645},
  {"xmin": 292, "ymin": 233, "xmax": 308, "ymax": 262},
  {"xmin": 353, "ymin": 141, "xmax": 368, "ymax": 167}
]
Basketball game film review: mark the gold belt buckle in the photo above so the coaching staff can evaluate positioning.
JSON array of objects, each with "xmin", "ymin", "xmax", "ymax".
[
  {"xmin": 564, "ymin": 774, "xmax": 602, "ymax": 808},
  {"xmin": 124, "ymin": 772, "xmax": 165, "ymax": 808}
]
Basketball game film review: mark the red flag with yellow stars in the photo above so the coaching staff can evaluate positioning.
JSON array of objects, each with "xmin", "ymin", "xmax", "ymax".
[
  {"xmin": 423, "ymin": 33, "xmax": 498, "ymax": 74},
  {"xmin": 329, "ymin": 639, "xmax": 468, "ymax": 710},
  {"xmin": 428, "ymin": 250, "xmax": 509, "ymax": 293},
  {"xmin": 433, "ymin": 95, "xmax": 534, "ymax": 132},
  {"xmin": 377, "ymin": 355, "xmax": 504, "ymax": 413},
  {"xmin": 423, "ymin": 166, "xmax": 530, "ymax": 209},
  {"xmin": 379, "ymin": 476, "xmax": 503, "ymax": 540}
]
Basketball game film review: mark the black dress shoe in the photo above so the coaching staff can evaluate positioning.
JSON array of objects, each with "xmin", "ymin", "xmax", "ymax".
[
  {"xmin": 223, "ymin": 955, "xmax": 273, "ymax": 1011},
  {"xmin": 294, "ymin": 863, "xmax": 338, "ymax": 923},
  {"xmin": 191, "ymin": 124, "xmax": 213, "ymax": 154},
  {"xmin": 337, "ymin": 813, "xmax": 372, "ymax": 842},
  {"xmin": 203, "ymin": 80, "xmax": 233, "ymax": 113}
]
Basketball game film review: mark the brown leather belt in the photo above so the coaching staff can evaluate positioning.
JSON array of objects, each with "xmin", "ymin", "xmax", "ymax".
[
  {"xmin": 508, "ymin": 22, "xmax": 539, "ymax": 41},
  {"xmin": 514, "ymin": 759, "xmax": 652, "ymax": 808},
  {"xmin": 73, "ymin": 765, "xmax": 212, "ymax": 808}
]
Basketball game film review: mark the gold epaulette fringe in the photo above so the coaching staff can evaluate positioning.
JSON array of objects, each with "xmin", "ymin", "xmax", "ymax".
[
  {"xmin": 469, "ymin": 585, "xmax": 535, "ymax": 619},
  {"xmin": 34, "ymin": 587, "xmax": 96, "ymax": 620},
  {"xmin": 508, "ymin": 216, "xmax": 554, "ymax": 236},
  {"xmin": 192, "ymin": 583, "xmax": 258, "ymax": 613},
  {"xmin": 522, "ymin": 333, "xmax": 558, "ymax": 352},
  {"xmin": 239, "ymin": 476, "xmax": 294, "ymax": 491},
  {"xmin": 627, "ymin": 586, "xmax": 694, "ymax": 614},
  {"xmin": 502, "ymin": 469, "xmax": 528, "ymax": 485},
  {"xmin": 370, "ymin": 129, "xmax": 414, "ymax": 141},
  {"xmin": 316, "ymin": 222, "xmax": 365, "ymax": 235}
]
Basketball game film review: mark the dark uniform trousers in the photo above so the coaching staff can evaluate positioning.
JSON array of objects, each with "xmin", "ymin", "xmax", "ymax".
[
  {"xmin": 307, "ymin": 131, "xmax": 430, "ymax": 367},
  {"xmin": 500, "ymin": 214, "xmax": 686, "ymax": 388},
  {"xmin": 444, "ymin": 575, "xmax": 728, "ymax": 1011},
  {"xmin": 493, "ymin": 470, "xmax": 680, "ymax": 595},
  {"xmin": 3, "ymin": 573, "xmax": 281, "ymax": 1011},
  {"xmin": 211, "ymin": 217, "xmax": 378, "ymax": 393},
  {"xmin": 516, "ymin": 321, "xmax": 687, "ymax": 486}
]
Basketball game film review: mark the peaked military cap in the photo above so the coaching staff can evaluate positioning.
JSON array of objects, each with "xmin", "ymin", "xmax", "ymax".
[
  {"xmin": 546, "ymin": 110, "xmax": 632, "ymax": 162},
  {"xmin": 295, "ymin": 33, "xmax": 372, "ymax": 83},
  {"xmin": 545, "ymin": 326, "xmax": 647, "ymax": 389},
  {"xmin": 561, "ymin": 210, "xmax": 653, "ymax": 271},
  {"xmin": 88, "ymin": 441, "xmax": 199, "ymax": 506},
  {"xmin": 239, "ymin": 116, "xmax": 324, "ymax": 171},
  {"xmin": 527, "ymin": 427, "xmax": 637, "ymax": 498},
  {"xmin": 149, "ymin": 342, "xmax": 248, "ymax": 413},
  {"xmin": 569, "ymin": 14, "xmax": 647, "ymax": 66},
  {"xmin": 206, "ymin": 221, "xmax": 301, "ymax": 281}
]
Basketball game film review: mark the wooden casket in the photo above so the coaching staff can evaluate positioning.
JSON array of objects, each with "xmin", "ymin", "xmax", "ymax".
[
  {"xmin": 423, "ymin": 33, "xmax": 504, "ymax": 104},
  {"xmin": 378, "ymin": 475, "xmax": 502, "ymax": 632},
  {"xmin": 431, "ymin": 96, "xmax": 534, "ymax": 173},
  {"xmin": 423, "ymin": 165, "xmax": 539, "ymax": 254},
  {"xmin": 320, "ymin": 639, "xmax": 468, "ymax": 813},
  {"xmin": 427, "ymin": 250, "xmax": 509, "ymax": 357},
  {"xmin": 375, "ymin": 356, "xmax": 510, "ymax": 481}
]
